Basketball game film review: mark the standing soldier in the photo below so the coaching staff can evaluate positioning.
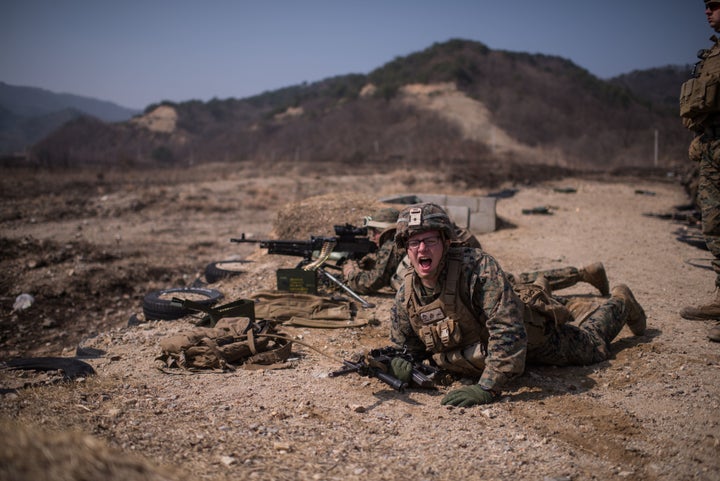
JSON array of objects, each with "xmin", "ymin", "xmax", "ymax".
[
  {"xmin": 679, "ymin": 0, "xmax": 720, "ymax": 342},
  {"xmin": 387, "ymin": 203, "xmax": 646, "ymax": 407}
]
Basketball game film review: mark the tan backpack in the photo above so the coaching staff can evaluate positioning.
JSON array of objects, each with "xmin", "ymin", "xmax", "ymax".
[{"xmin": 157, "ymin": 317, "xmax": 292, "ymax": 371}]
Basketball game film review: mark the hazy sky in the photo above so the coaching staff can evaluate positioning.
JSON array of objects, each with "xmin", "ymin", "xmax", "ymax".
[{"xmin": 0, "ymin": 0, "xmax": 710, "ymax": 110}]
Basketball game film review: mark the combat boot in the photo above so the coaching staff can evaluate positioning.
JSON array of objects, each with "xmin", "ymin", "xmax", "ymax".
[
  {"xmin": 709, "ymin": 324, "xmax": 720, "ymax": 343},
  {"xmin": 533, "ymin": 273, "xmax": 551, "ymax": 294},
  {"xmin": 611, "ymin": 284, "xmax": 646, "ymax": 335},
  {"xmin": 579, "ymin": 262, "xmax": 610, "ymax": 296},
  {"xmin": 680, "ymin": 292, "xmax": 720, "ymax": 320}
]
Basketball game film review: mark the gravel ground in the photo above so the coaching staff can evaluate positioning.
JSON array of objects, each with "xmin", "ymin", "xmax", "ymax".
[{"xmin": 1, "ymin": 164, "xmax": 718, "ymax": 481}]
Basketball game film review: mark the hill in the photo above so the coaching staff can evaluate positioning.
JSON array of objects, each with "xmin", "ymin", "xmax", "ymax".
[
  {"xmin": 609, "ymin": 65, "xmax": 690, "ymax": 114},
  {"xmin": 0, "ymin": 81, "xmax": 141, "ymax": 155},
  {"xmin": 28, "ymin": 39, "xmax": 692, "ymax": 173}
]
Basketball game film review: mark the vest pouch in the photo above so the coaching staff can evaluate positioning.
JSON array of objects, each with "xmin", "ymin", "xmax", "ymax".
[
  {"xmin": 706, "ymin": 75, "xmax": 720, "ymax": 111},
  {"xmin": 419, "ymin": 325, "xmax": 438, "ymax": 351},
  {"xmin": 513, "ymin": 283, "xmax": 572, "ymax": 327},
  {"xmin": 679, "ymin": 78, "xmax": 698, "ymax": 119},
  {"xmin": 432, "ymin": 342, "xmax": 486, "ymax": 376},
  {"xmin": 419, "ymin": 318, "xmax": 463, "ymax": 352},
  {"xmin": 438, "ymin": 318, "xmax": 462, "ymax": 348},
  {"xmin": 680, "ymin": 74, "xmax": 720, "ymax": 119},
  {"xmin": 522, "ymin": 304, "xmax": 549, "ymax": 349}
]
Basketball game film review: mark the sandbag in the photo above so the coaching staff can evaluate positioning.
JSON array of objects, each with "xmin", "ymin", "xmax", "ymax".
[{"xmin": 250, "ymin": 290, "xmax": 372, "ymax": 328}]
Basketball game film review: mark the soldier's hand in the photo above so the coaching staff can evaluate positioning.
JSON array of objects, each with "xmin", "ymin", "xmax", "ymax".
[
  {"xmin": 342, "ymin": 261, "xmax": 358, "ymax": 279},
  {"xmin": 389, "ymin": 357, "xmax": 413, "ymax": 382},
  {"xmin": 441, "ymin": 385, "xmax": 496, "ymax": 407}
]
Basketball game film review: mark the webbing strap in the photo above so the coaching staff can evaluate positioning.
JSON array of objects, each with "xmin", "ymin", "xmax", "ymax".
[
  {"xmin": 247, "ymin": 328, "xmax": 257, "ymax": 354},
  {"xmin": 440, "ymin": 251, "xmax": 464, "ymax": 317},
  {"xmin": 284, "ymin": 317, "xmax": 368, "ymax": 328}
]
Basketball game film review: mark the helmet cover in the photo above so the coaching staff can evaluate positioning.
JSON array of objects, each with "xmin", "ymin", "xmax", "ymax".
[{"xmin": 395, "ymin": 203, "xmax": 455, "ymax": 251}]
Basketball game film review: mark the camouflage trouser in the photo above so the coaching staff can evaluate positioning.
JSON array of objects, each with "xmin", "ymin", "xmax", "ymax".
[
  {"xmin": 695, "ymin": 136, "xmax": 720, "ymax": 287},
  {"xmin": 524, "ymin": 296, "xmax": 626, "ymax": 365},
  {"xmin": 508, "ymin": 266, "xmax": 583, "ymax": 292}
]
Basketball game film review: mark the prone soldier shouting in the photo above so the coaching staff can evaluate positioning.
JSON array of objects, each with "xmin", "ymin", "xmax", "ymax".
[{"xmin": 387, "ymin": 203, "xmax": 646, "ymax": 407}]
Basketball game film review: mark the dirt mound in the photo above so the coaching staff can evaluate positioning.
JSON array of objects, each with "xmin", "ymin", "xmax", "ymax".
[
  {"xmin": 0, "ymin": 421, "xmax": 191, "ymax": 481},
  {"xmin": 272, "ymin": 193, "xmax": 393, "ymax": 239}
]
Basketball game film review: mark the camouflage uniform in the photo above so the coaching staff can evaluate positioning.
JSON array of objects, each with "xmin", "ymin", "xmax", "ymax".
[
  {"xmin": 507, "ymin": 263, "xmax": 609, "ymax": 295},
  {"xmin": 343, "ymin": 207, "xmax": 401, "ymax": 295},
  {"xmin": 344, "ymin": 233, "xmax": 401, "ymax": 295},
  {"xmin": 678, "ymin": 0, "xmax": 720, "ymax": 340},
  {"xmin": 392, "ymin": 247, "xmax": 639, "ymax": 392},
  {"xmin": 681, "ymin": 33, "xmax": 720, "ymax": 289},
  {"xmin": 391, "ymin": 203, "xmax": 646, "ymax": 394}
]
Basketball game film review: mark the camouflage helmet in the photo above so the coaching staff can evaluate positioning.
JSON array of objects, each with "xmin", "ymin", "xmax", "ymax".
[
  {"xmin": 363, "ymin": 207, "xmax": 400, "ymax": 230},
  {"xmin": 395, "ymin": 203, "xmax": 455, "ymax": 251}
]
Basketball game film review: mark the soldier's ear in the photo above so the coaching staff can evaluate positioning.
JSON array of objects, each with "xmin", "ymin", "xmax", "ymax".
[{"xmin": 442, "ymin": 233, "xmax": 451, "ymax": 247}]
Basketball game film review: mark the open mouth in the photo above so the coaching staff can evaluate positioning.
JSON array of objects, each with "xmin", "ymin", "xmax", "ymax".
[{"xmin": 419, "ymin": 257, "xmax": 432, "ymax": 269}]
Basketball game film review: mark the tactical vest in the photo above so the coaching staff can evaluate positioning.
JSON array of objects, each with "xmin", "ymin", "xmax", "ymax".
[
  {"xmin": 680, "ymin": 38, "xmax": 720, "ymax": 130},
  {"xmin": 403, "ymin": 248, "xmax": 489, "ymax": 376}
]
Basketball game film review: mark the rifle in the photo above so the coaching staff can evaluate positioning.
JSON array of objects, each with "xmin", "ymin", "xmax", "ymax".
[
  {"xmin": 328, "ymin": 346, "xmax": 441, "ymax": 392},
  {"xmin": 231, "ymin": 224, "xmax": 377, "ymax": 308}
]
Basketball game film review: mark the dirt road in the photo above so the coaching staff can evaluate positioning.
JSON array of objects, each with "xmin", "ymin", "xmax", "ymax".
[{"xmin": 0, "ymin": 164, "xmax": 718, "ymax": 481}]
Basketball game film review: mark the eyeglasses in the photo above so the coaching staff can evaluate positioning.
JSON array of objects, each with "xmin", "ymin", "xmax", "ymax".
[
  {"xmin": 407, "ymin": 235, "xmax": 441, "ymax": 250},
  {"xmin": 708, "ymin": 2, "xmax": 720, "ymax": 11}
]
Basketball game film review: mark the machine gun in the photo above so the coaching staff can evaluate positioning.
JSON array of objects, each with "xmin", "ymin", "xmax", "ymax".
[
  {"xmin": 328, "ymin": 346, "xmax": 442, "ymax": 392},
  {"xmin": 232, "ymin": 224, "xmax": 376, "ymax": 262},
  {"xmin": 231, "ymin": 224, "xmax": 377, "ymax": 308}
]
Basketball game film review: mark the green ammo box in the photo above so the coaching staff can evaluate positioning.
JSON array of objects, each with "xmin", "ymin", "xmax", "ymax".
[{"xmin": 276, "ymin": 268, "xmax": 317, "ymax": 294}]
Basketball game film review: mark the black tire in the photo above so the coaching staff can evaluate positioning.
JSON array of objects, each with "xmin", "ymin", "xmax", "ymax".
[
  {"xmin": 142, "ymin": 287, "xmax": 224, "ymax": 321},
  {"xmin": 204, "ymin": 260, "xmax": 251, "ymax": 283}
]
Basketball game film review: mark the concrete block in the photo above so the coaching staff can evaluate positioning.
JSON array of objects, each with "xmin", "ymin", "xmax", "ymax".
[
  {"xmin": 466, "ymin": 197, "xmax": 496, "ymax": 233},
  {"xmin": 379, "ymin": 194, "xmax": 423, "ymax": 205},
  {"xmin": 443, "ymin": 205, "xmax": 470, "ymax": 229},
  {"xmin": 379, "ymin": 192, "xmax": 498, "ymax": 233},
  {"xmin": 445, "ymin": 195, "xmax": 479, "ymax": 212}
]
